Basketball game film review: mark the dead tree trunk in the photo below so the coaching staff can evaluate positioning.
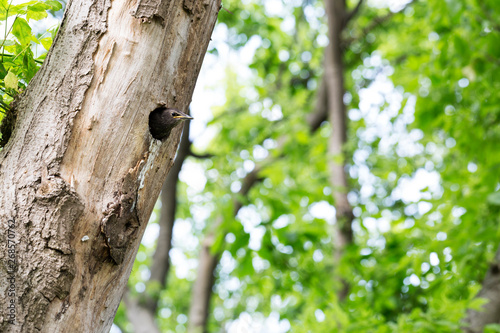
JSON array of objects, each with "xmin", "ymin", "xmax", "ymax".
[{"xmin": 0, "ymin": 0, "xmax": 220, "ymax": 332}]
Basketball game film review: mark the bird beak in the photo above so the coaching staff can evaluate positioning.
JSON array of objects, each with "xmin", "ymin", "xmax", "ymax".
[{"xmin": 173, "ymin": 112, "xmax": 193, "ymax": 120}]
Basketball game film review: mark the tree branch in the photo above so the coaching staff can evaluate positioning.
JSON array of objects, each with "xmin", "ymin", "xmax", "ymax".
[
  {"xmin": 307, "ymin": 74, "xmax": 328, "ymax": 132},
  {"xmin": 324, "ymin": 0, "xmax": 354, "ymax": 301},
  {"xmin": 188, "ymin": 149, "xmax": 214, "ymax": 159},
  {"xmin": 343, "ymin": 0, "xmax": 416, "ymax": 47},
  {"xmin": 344, "ymin": 0, "xmax": 365, "ymax": 27}
]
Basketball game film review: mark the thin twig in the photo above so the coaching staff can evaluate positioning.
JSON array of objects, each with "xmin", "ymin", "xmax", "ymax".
[
  {"xmin": 1, "ymin": 12, "xmax": 19, "ymax": 61},
  {"xmin": 11, "ymin": 28, "xmax": 52, "ymax": 63},
  {"xmin": 188, "ymin": 149, "xmax": 214, "ymax": 159},
  {"xmin": 343, "ymin": 0, "xmax": 416, "ymax": 47},
  {"xmin": 0, "ymin": 86, "xmax": 14, "ymax": 98},
  {"xmin": 344, "ymin": 0, "xmax": 365, "ymax": 27},
  {"xmin": 0, "ymin": 52, "xmax": 44, "ymax": 64}
]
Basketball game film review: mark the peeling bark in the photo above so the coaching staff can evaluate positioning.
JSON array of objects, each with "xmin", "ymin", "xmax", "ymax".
[{"xmin": 0, "ymin": 0, "xmax": 220, "ymax": 331}]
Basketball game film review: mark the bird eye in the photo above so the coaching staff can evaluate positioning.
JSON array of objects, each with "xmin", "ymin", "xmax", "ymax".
[{"xmin": 172, "ymin": 112, "xmax": 179, "ymax": 117}]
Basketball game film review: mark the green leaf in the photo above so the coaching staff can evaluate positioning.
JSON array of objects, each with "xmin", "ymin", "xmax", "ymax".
[
  {"xmin": 39, "ymin": 36, "xmax": 52, "ymax": 51},
  {"xmin": 487, "ymin": 192, "xmax": 500, "ymax": 206},
  {"xmin": 210, "ymin": 232, "xmax": 225, "ymax": 254},
  {"xmin": 27, "ymin": 2, "xmax": 50, "ymax": 11},
  {"xmin": 23, "ymin": 49, "xmax": 37, "ymax": 81},
  {"xmin": 485, "ymin": 324, "xmax": 500, "ymax": 333},
  {"xmin": 26, "ymin": 2, "xmax": 50, "ymax": 20},
  {"xmin": 4, "ymin": 71, "xmax": 18, "ymax": 90},
  {"xmin": 48, "ymin": 26, "xmax": 59, "ymax": 39},
  {"xmin": 453, "ymin": 35, "xmax": 470, "ymax": 64},
  {"xmin": 27, "ymin": 9, "xmax": 48, "ymax": 21},
  {"xmin": 0, "ymin": 63, "xmax": 7, "ymax": 79},
  {"xmin": 0, "ymin": 39, "xmax": 15, "ymax": 46},
  {"xmin": 1, "ymin": 61, "xmax": 14, "ymax": 72},
  {"xmin": 7, "ymin": 1, "xmax": 39, "ymax": 16},
  {"xmin": 45, "ymin": 0, "xmax": 62, "ymax": 11},
  {"xmin": 10, "ymin": 1, "xmax": 39, "ymax": 9},
  {"xmin": 12, "ymin": 17, "xmax": 32, "ymax": 46},
  {"xmin": 467, "ymin": 297, "xmax": 489, "ymax": 311},
  {"xmin": 36, "ymin": 53, "xmax": 47, "ymax": 61},
  {"xmin": 239, "ymin": 252, "xmax": 254, "ymax": 276}
]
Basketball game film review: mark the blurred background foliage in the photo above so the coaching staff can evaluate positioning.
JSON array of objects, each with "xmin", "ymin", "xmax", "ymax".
[
  {"xmin": 121, "ymin": 0, "xmax": 500, "ymax": 331},
  {"xmin": 1, "ymin": 0, "xmax": 500, "ymax": 332},
  {"xmin": 122, "ymin": 0, "xmax": 500, "ymax": 332}
]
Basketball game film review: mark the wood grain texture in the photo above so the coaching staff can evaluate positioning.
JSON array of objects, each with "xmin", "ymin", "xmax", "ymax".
[{"xmin": 0, "ymin": 0, "xmax": 221, "ymax": 331}]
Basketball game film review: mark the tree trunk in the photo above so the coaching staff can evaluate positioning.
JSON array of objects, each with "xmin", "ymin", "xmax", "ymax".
[
  {"xmin": 126, "ymin": 122, "xmax": 191, "ymax": 330},
  {"xmin": 187, "ymin": 231, "xmax": 220, "ymax": 333},
  {"xmin": 123, "ymin": 291, "xmax": 161, "ymax": 333},
  {"xmin": 463, "ymin": 245, "xmax": 500, "ymax": 332},
  {"xmin": 0, "ymin": 0, "xmax": 220, "ymax": 331},
  {"xmin": 187, "ymin": 168, "xmax": 263, "ymax": 333},
  {"xmin": 324, "ymin": 0, "xmax": 354, "ymax": 300}
]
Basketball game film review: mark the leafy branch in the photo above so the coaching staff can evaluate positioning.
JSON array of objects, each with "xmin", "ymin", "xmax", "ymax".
[{"xmin": 0, "ymin": 0, "xmax": 63, "ymax": 145}]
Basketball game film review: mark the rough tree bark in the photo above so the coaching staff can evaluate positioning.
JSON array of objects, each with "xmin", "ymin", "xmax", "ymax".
[{"xmin": 0, "ymin": 0, "xmax": 220, "ymax": 331}]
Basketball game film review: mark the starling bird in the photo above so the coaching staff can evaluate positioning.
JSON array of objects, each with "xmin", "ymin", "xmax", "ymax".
[{"xmin": 149, "ymin": 107, "xmax": 193, "ymax": 140}]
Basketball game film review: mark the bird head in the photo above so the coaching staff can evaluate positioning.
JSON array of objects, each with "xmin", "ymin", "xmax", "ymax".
[
  {"xmin": 167, "ymin": 108, "xmax": 193, "ymax": 121},
  {"xmin": 149, "ymin": 107, "xmax": 193, "ymax": 140}
]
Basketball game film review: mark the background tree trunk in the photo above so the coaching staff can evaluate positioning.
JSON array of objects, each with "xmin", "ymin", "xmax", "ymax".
[
  {"xmin": 0, "ymin": 0, "xmax": 220, "ymax": 332},
  {"xmin": 187, "ymin": 231, "xmax": 220, "ymax": 333},
  {"xmin": 463, "ymin": 245, "xmax": 500, "ymax": 332},
  {"xmin": 324, "ymin": 0, "xmax": 355, "ymax": 301},
  {"xmin": 125, "ymin": 122, "xmax": 191, "ymax": 331}
]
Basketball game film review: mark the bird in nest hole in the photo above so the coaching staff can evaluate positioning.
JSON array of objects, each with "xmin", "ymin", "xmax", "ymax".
[{"xmin": 149, "ymin": 107, "xmax": 193, "ymax": 140}]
